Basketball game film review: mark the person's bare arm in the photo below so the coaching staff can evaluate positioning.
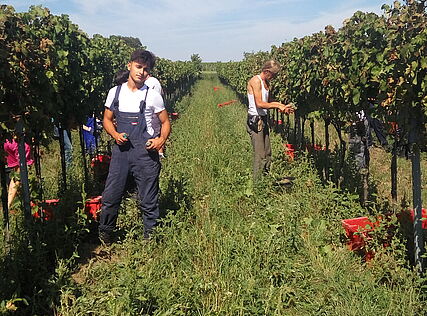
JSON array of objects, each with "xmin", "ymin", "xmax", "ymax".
[
  {"xmin": 248, "ymin": 76, "xmax": 294, "ymax": 114},
  {"xmin": 103, "ymin": 108, "xmax": 128, "ymax": 145},
  {"xmin": 146, "ymin": 110, "xmax": 171, "ymax": 151}
]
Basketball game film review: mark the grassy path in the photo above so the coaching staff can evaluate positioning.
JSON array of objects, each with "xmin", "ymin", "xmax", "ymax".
[{"xmin": 59, "ymin": 74, "xmax": 422, "ymax": 315}]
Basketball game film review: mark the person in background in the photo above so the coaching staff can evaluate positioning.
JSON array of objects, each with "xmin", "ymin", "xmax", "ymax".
[
  {"xmin": 366, "ymin": 99, "xmax": 389, "ymax": 149},
  {"xmin": 114, "ymin": 69, "xmax": 130, "ymax": 86},
  {"xmin": 53, "ymin": 124, "xmax": 72, "ymax": 168},
  {"xmin": 3, "ymin": 137, "xmax": 34, "ymax": 210},
  {"xmin": 246, "ymin": 60, "xmax": 294, "ymax": 179},
  {"xmin": 349, "ymin": 110, "xmax": 370, "ymax": 173},
  {"xmin": 144, "ymin": 74, "xmax": 163, "ymax": 96},
  {"xmin": 98, "ymin": 49, "xmax": 171, "ymax": 244},
  {"xmin": 349, "ymin": 98, "xmax": 390, "ymax": 174},
  {"xmin": 145, "ymin": 73, "xmax": 167, "ymax": 159},
  {"xmin": 82, "ymin": 116, "xmax": 102, "ymax": 155}
]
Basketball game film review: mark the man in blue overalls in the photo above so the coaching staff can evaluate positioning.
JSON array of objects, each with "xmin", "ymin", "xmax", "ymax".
[{"xmin": 99, "ymin": 50, "xmax": 171, "ymax": 244}]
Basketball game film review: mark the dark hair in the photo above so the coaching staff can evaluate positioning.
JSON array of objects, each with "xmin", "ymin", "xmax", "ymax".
[
  {"xmin": 114, "ymin": 69, "xmax": 129, "ymax": 85},
  {"xmin": 130, "ymin": 49, "xmax": 156, "ymax": 70}
]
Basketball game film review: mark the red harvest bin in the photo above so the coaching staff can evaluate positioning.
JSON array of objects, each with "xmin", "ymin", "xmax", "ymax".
[
  {"xmin": 32, "ymin": 199, "xmax": 59, "ymax": 220},
  {"xmin": 306, "ymin": 144, "xmax": 326, "ymax": 152},
  {"xmin": 85, "ymin": 196, "xmax": 102, "ymax": 220},
  {"xmin": 342, "ymin": 217, "xmax": 383, "ymax": 260},
  {"xmin": 402, "ymin": 208, "xmax": 427, "ymax": 229},
  {"xmin": 341, "ymin": 217, "xmax": 379, "ymax": 251},
  {"xmin": 284, "ymin": 143, "xmax": 295, "ymax": 160},
  {"xmin": 91, "ymin": 154, "xmax": 111, "ymax": 182},
  {"xmin": 91, "ymin": 154, "xmax": 111, "ymax": 168}
]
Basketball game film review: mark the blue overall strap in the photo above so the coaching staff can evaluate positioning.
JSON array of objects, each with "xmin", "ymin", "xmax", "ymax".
[
  {"xmin": 139, "ymin": 87, "xmax": 153, "ymax": 139},
  {"xmin": 110, "ymin": 84, "xmax": 122, "ymax": 115},
  {"xmin": 139, "ymin": 86, "xmax": 149, "ymax": 113}
]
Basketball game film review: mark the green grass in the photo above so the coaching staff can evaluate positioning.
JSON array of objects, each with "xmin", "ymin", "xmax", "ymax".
[
  {"xmin": 291, "ymin": 118, "xmax": 427, "ymax": 206},
  {"xmin": 0, "ymin": 127, "xmax": 108, "ymax": 314},
  {"xmin": 54, "ymin": 74, "xmax": 423, "ymax": 315}
]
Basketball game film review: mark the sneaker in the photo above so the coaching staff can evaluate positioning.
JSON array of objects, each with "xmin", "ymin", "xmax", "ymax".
[{"xmin": 99, "ymin": 230, "xmax": 112, "ymax": 246}]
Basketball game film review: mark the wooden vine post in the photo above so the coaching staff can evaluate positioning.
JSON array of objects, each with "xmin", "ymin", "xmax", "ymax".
[
  {"xmin": 79, "ymin": 126, "xmax": 89, "ymax": 192},
  {"xmin": 391, "ymin": 130, "xmax": 398, "ymax": 202},
  {"xmin": 15, "ymin": 118, "xmax": 31, "ymax": 220},
  {"xmin": 57, "ymin": 125, "xmax": 67, "ymax": 193},
  {"xmin": 409, "ymin": 116, "xmax": 425, "ymax": 273},
  {"xmin": 0, "ymin": 153, "xmax": 10, "ymax": 246}
]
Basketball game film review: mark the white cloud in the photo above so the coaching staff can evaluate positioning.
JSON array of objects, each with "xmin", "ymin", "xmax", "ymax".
[
  {"xmin": 72, "ymin": 0, "xmax": 130, "ymax": 15},
  {"xmin": 73, "ymin": 0, "xmax": 246, "ymax": 26},
  {"xmin": 4, "ymin": 0, "xmax": 58, "ymax": 11},
  {"xmin": 6, "ymin": 0, "xmax": 393, "ymax": 61},
  {"xmin": 144, "ymin": 2, "xmax": 389, "ymax": 61}
]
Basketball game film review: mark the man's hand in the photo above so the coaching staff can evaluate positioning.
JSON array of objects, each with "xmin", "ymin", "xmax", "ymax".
[
  {"xmin": 114, "ymin": 132, "xmax": 129, "ymax": 145},
  {"xmin": 146, "ymin": 136, "xmax": 165, "ymax": 151},
  {"xmin": 278, "ymin": 103, "xmax": 296, "ymax": 114},
  {"xmin": 284, "ymin": 103, "xmax": 296, "ymax": 114}
]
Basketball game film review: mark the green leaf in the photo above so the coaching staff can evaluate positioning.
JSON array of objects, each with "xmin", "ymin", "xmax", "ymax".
[{"xmin": 352, "ymin": 89, "xmax": 360, "ymax": 105}]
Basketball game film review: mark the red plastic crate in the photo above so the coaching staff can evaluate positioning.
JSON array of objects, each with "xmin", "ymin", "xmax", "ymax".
[
  {"xmin": 306, "ymin": 144, "xmax": 326, "ymax": 152},
  {"xmin": 284, "ymin": 143, "xmax": 295, "ymax": 160},
  {"xmin": 409, "ymin": 208, "xmax": 427, "ymax": 229},
  {"xmin": 398, "ymin": 208, "xmax": 427, "ymax": 229},
  {"xmin": 91, "ymin": 155, "xmax": 111, "ymax": 182},
  {"xmin": 341, "ymin": 217, "xmax": 379, "ymax": 251},
  {"xmin": 31, "ymin": 199, "xmax": 59, "ymax": 220},
  {"xmin": 91, "ymin": 154, "xmax": 111, "ymax": 168},
  {"xmin": 85, "ymin": 196, "xmax": 102, "ymax": 220}
]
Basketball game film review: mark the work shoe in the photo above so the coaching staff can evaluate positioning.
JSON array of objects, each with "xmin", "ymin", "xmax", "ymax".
[
  {"xmin": 359, "ymin": 168, "xmax": 369, "ymax": 176},
  {"xmin": 275, "ymin": 176, "xmax": 295, "ymax": 186},
  {"xmin": 99, "ymin": 230, "xmax": 112, "ymax": 246}
]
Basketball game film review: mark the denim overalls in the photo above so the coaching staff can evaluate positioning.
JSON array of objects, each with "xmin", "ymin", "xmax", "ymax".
[{"xmin": 99, "ymin": 85, "xmax": 161, "ymax": 238}]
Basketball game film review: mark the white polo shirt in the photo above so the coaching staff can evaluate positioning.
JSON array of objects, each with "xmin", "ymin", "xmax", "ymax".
[{"xmin": 104, "ymin": 83, "xmax": 164, "ymax": 137}]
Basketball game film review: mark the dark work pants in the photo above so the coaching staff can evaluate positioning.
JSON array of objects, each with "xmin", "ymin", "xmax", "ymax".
[
  {"xmin": 246, "ymin": 116, "xmax": 271, "ymax": 179},
  {"xmin": 99, "ymin": 142, "xmax": 160, "ymax": 238},
  {"xmin": 367, "ymin": 116, "xmax": 388, "ymax": 146},
  {"xmin": 349, "ymin": 120, "xmax": 370, "ymax": 171}
]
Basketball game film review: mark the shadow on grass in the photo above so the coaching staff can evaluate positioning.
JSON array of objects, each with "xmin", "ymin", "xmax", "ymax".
[
  {"xmin": 277, "ymin": 132, "xmax": 382, "ymax": 208},
  {"xmin": 159, "ymin": 175, "xmax": 193, "ymax": 219},
  {"xmin": 0, "ymin": 182, "xmax": 94, "ymax": 315}
]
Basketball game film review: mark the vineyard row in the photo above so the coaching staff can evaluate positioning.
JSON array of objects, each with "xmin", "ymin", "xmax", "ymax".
[{"xmin": 0, "ymin": 5, "xmax": 201, "ymax": 139}]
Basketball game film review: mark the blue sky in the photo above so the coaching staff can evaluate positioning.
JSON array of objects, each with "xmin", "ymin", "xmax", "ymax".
[{"xmin": 5, "ymin": 0, "xmax": 394, "ymax": 62}]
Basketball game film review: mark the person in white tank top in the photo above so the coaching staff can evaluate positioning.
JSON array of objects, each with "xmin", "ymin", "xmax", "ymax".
[{"xmin": 246, "ymin": 60, "xmax": 294, "ymax": 179}]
